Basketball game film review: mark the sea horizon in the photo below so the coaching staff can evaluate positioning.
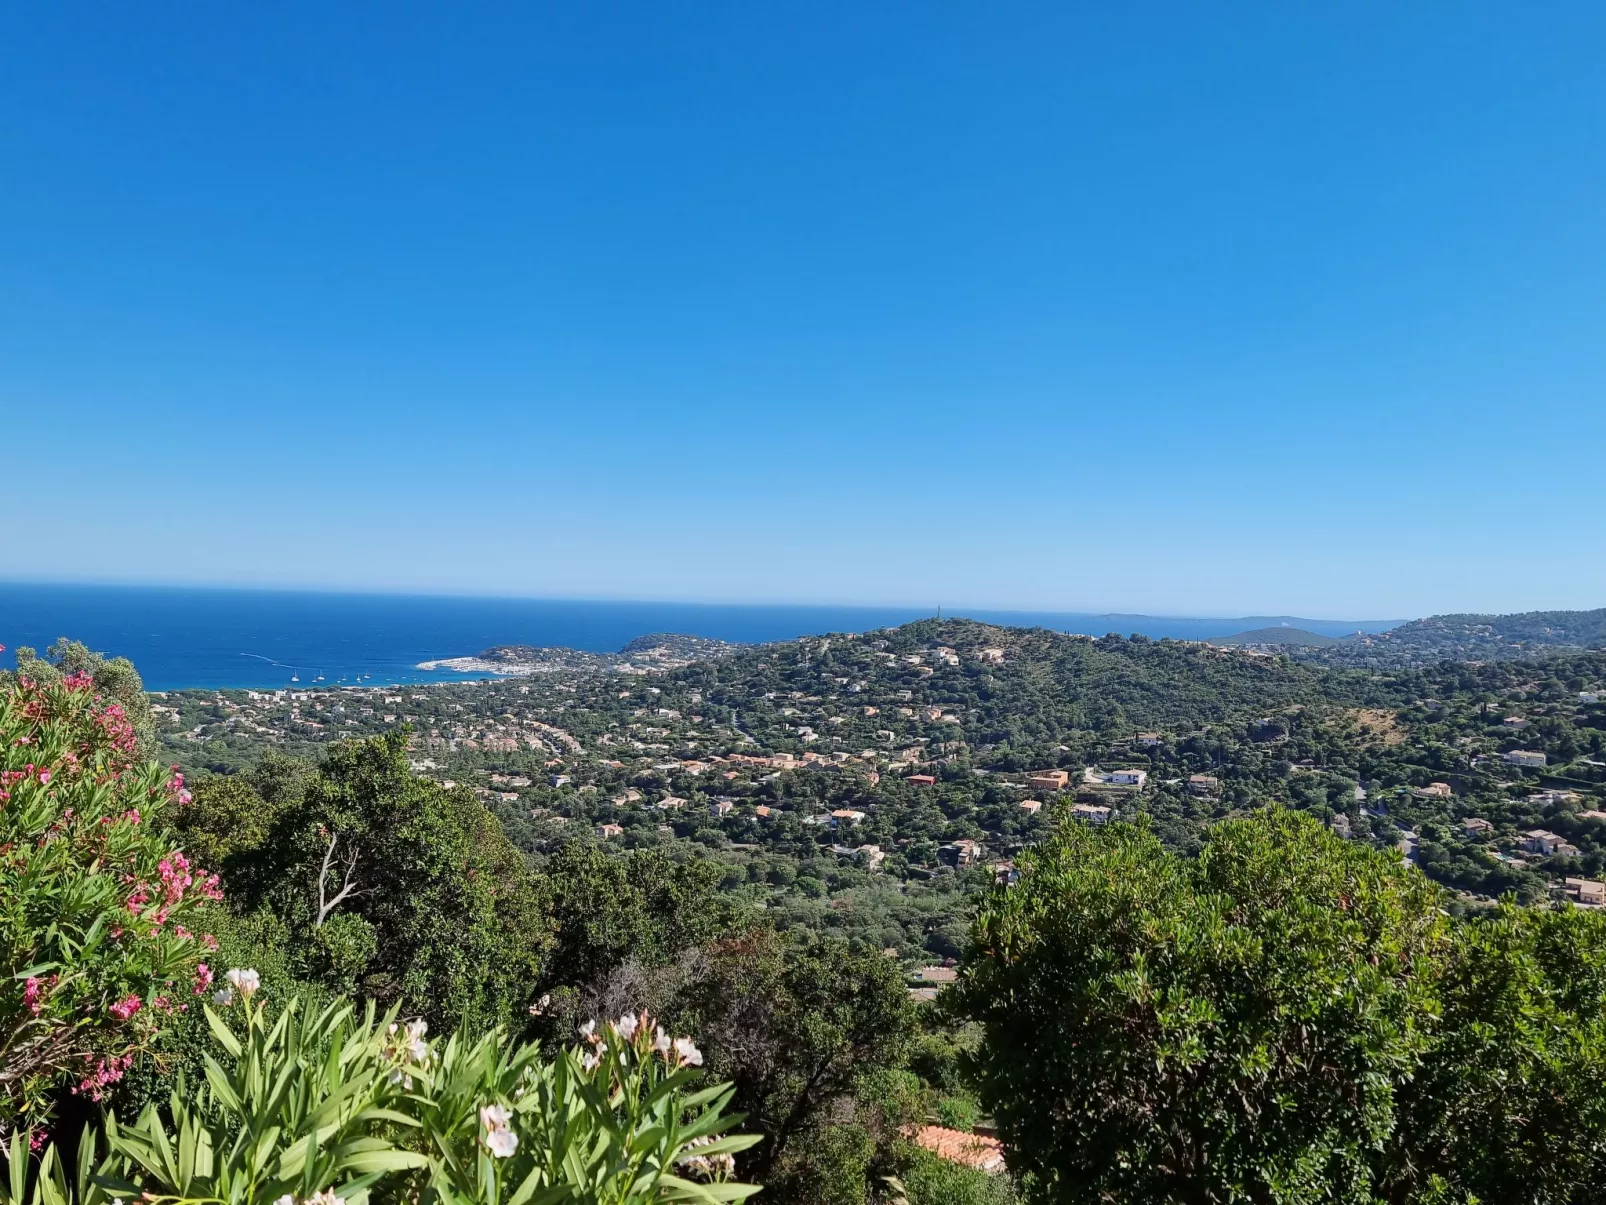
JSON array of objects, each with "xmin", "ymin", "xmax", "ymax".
[{"xmin": 0, "ymin": 580, "xmax": 1405, "ymax": 692}]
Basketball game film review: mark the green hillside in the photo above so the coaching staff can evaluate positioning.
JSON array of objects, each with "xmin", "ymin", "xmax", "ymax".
[{"xmin": 1213, "ymin": 626, "xmax": 1338, "ymax": 647}]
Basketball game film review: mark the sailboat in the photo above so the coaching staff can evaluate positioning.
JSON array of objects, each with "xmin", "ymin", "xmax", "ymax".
[{"xmin": 290, "ymin": 673, "xmax": 300, "ymax": 683}]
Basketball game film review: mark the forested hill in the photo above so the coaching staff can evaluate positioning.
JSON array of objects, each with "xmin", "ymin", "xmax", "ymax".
[
  {"xmin": 671, "ymin": 618, "xmax": 1386, "ymax": 765},
  {"xmin": 1323, "ymin": 606, "xmax": 1606, "ymax": 666}
]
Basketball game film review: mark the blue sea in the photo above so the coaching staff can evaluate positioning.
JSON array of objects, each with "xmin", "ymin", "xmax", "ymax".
[{"xmin": 0, "ymin": 582, "xmax": 1402, "ymax": 692}]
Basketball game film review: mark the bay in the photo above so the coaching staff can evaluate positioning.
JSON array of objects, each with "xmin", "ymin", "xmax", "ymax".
[{"xmin": 0, "ymin": 582, "xmax": 1400, "ymax": 691}]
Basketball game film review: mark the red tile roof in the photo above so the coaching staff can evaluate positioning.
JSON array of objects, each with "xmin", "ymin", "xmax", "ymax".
[{"xmin": 910, "ymin": 1126, "xmax": 1006, "ymax": 1173}]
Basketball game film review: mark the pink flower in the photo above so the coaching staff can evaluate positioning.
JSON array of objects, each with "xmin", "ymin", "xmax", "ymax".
[
  {"xmin": 201, "ymin": 933, "xmax": 219, "ymax": 951},
  {"xmin": 37, "ymin": 770, "xmax": 50, "ymax": 785},
  {"xmin": 108, "ymin": 993, "xmax": 142, "ymax": 1021},
  {"xmin": 193, "ymin": 963, "xmax": 214, "ymax": 995},
  {"xmin": 23, "ymin": 977, "xmax": 43, "ymax": 1015}
]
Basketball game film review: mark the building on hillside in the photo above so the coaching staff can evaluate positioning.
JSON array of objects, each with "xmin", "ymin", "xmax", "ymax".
[
  {"xmin": 1018, "ymin": 799, "xmax": 1043, "ymax": 814},
  {"xmin": 1527, "ymin": 790, "xmax": 1580, "ymax": 806},
  {"xmin": 1503, "ymin": 750, "xmax": 1548, "ymax": 767},
  {"xmin": 1084, "ymin": 767, "xmax": 1147, "ymax": 789},
  {"xmin": 906, "ymin": 774, "xmax": 937, "ymax": 786},
  {"xmin": 1187, "ymin": 774, "xmax": 1220, "ymax": 796},
  {"xmin": 1462, "ymin": 817, "xmax": 1494, "ymax": 836},
  {"xmin": 1025, "ymin": 769, "xmax": 1070, "ymax": 792},
  {"xmin": 1135, "ymin": 732, "xmax": 1162, "ymax": 747},
  {"xmin": 1416, "ymin": 782, "xmax": 1453, "ymax": 798},
  {"xmin": 941, "ymin": 838, "xmax": 986, "ymax": 867},
  {"xmin": 596, "ymin": 824, "xmax": 624, "ymax": 839},
  {"xmin": 976, "ymin": 648, "xmax": 1005, "ymax": 664},
  {"xmin": 1523, "ymin": 829, "xmax": 1578, "ymax": 856},
  {"xmin": 1070, "ymin": 803, "xmax": 1113, "ymax": 825},
  {"xmin": 1565, "ymin": 877, "xmax": 1606, "ymax": 907}
]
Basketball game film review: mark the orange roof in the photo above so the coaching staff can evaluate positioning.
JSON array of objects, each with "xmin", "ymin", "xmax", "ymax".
[{"xmin": 910, "ymin": 1126, "xmax": 1006, "ymax": 1173}]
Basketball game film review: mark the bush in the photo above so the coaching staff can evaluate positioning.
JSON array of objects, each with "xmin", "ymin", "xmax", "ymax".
[
  {"xmin": 6, "ymin": 988, "xmax": 760, "ymax": 1205},
  {"xmin": 950, "ymin": 809, "xmax": 1447, "ymax": 1205},
  {"xmin": 0, "ymin": 669, "xmax": 219, "ymax": 1139}
]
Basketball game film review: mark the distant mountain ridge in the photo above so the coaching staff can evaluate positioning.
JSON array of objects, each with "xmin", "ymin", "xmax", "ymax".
[
  {"xmin": 1310, "ymin": 606, "xmax": 1606, "ymax": 666},
  {"xmin": 1213, "ymin": 627, "xmax": 1338, "ymax": 648}
]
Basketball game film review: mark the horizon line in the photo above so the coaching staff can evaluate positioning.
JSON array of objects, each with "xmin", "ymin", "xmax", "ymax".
[{"xmin": 0, "ymin": 575, "xmax": 1409, "ymax": 627}]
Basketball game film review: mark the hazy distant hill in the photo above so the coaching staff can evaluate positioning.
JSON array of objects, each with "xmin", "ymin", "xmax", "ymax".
[
  {"xmin": 1213, "ymin": 627, "xmax": 1338, "ymax": 648},
  {"xmin": 1317, "ymin": 607, "xmax": 1606, "ymax": 666}
]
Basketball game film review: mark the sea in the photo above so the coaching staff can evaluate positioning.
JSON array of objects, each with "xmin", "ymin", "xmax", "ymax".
[{"xmin": 0, "ymin": 582, "xmax": 1402, "ymax": 693}]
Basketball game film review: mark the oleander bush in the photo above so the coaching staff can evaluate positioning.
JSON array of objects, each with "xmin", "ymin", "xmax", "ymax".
[
  {"xmin": 4, "ymin": 986, "xmax": 757, "ymax": 1205},
  {"xmin": 0, "ymin": 665, "xmax": 219, "ymax": 1141}
]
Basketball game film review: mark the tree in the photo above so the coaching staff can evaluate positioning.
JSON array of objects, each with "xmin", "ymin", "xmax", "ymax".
[
  {"xmin": 182, "ymin": 733, "xmax": 549, "ymax": 1033},
  {"xmin": 673, "ymin": 929, "xmax": 916, "ymax": 1191},
  {"xmin": 541, "ymin": 845, "xmax": 742, "ymax": 997},
  {"xmin": 950, "ymin": 809, "xmax": 1447, "ymax": 1205},
  {"xmin": 1389, "ymin": 903, "xmax": 1606, "ymax": 1202}
]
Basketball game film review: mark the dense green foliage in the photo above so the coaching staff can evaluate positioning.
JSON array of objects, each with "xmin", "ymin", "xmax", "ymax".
[
  {"xmin": 951, "ymin": 808, "xmax": 1606, "ymax": 1204},
  {"xmin": 10, "ymin": 614, "xmax": 1606, "ymax": 1205},
  {"xmin": 174, "ymin": 735, "xmax": 548, "ymax": 1033}
]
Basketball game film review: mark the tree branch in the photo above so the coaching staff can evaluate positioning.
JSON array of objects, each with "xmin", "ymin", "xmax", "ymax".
[{"xmin": 315, "ymin": 833, "xmax": 361, "ymax": 927}]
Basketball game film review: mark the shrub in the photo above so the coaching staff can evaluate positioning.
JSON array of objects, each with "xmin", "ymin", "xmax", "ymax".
[
  {"xmin": 950, "ymin": 809, "xmax": 1448, "ymax": 1205},
  {"xmin": 0, "ymin": 668, "xmax": 219, "ymax": 1140},
  {"xmin": 4, "ymin": 986, "xmax": 759, "ymax": 1205}
]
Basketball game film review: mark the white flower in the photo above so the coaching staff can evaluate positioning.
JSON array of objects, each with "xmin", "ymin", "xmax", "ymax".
[
  {"xmin": 653, "ymin": 1026, "xmax": 671, "ymax": 1054},
  {"xmin": 212, "ymin": 987, "xmax": 236, "ymax": 1007},
  {"xmin": 581, "ymin": 1042, "xmax": 608, "ymax": 1072},
  {"xmin": 306, "ymin": 1190, "xmax": 344, "ymax": 1205},
  {"xmin": 225, "ymin": 968, "xmax": 261, "ymax": 998},
  {"xmin": 405, "ymin": 1018, "xmax": 429, "ymax": 1062},
  {"xmin": 272, "ymin": 1196, "xmax": 294, "ymax": 1205},
  {"xmin": 484, "ymin": 1128, "xmax": 519, "ymax": 1158},
  {"xmin": 577, "ymin": 1019, "xmax": 596, "ymax": 1040},
  {"xmin": 528, "ymin": 993, "xmax": 551, "ymax": 1016},
  {"xmin": 615, "ymin": 1012, "xmax": 639, "ymax": 1040},
  {"xmin": 480, "ymin": 1102, "xmax": 518, "ymax": 1157},
  {"xmin": 673, "ymin": 1037, "xmax": 703, "ymax": 1067}
]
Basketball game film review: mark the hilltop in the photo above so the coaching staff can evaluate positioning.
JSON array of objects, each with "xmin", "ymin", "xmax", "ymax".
[
  {"xmin": 1312, "ymin": 607, "xmax": 1606, "ymax": 667},
  {"xmin": 1213, "ymin": 627, "xmax": 1338, "ymax": 648}
]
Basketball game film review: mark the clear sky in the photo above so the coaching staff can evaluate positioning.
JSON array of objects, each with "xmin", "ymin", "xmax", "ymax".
[{"xmin": 3, "ymin": 2, "xmax": 1603, "ymax": 620}]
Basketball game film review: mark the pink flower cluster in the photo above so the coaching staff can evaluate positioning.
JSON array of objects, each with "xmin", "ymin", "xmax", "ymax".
[
  {"xmin": 193, "ymin": 963, "xmax": 214, "ymax": 995},
  {"xmin": 23, "ymin": 976, "xmax": 44, "ymax": 1015},
  {"xmin": 165, "ymin": 768, "xmax": 193, "ymax": 806},
  {"xmin": 91, "ymin": 702, "xmax": 136, "ymax": 753},
  {"xmin": 74, "ymin": 1054, "xmax": 134, "ymax": 1102},
  {"xmin": 61, "ymin": 670, "xmax": 95, "ymax": 692},
  {"xmin": 108, "ymin": 993, "xmax": 143, "ymax": 1021}
]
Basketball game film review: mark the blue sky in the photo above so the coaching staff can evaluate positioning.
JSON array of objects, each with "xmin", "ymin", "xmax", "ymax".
[{"xmin": 3, "ymin": 2, "xmax": 1603, "ymax": 619}]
